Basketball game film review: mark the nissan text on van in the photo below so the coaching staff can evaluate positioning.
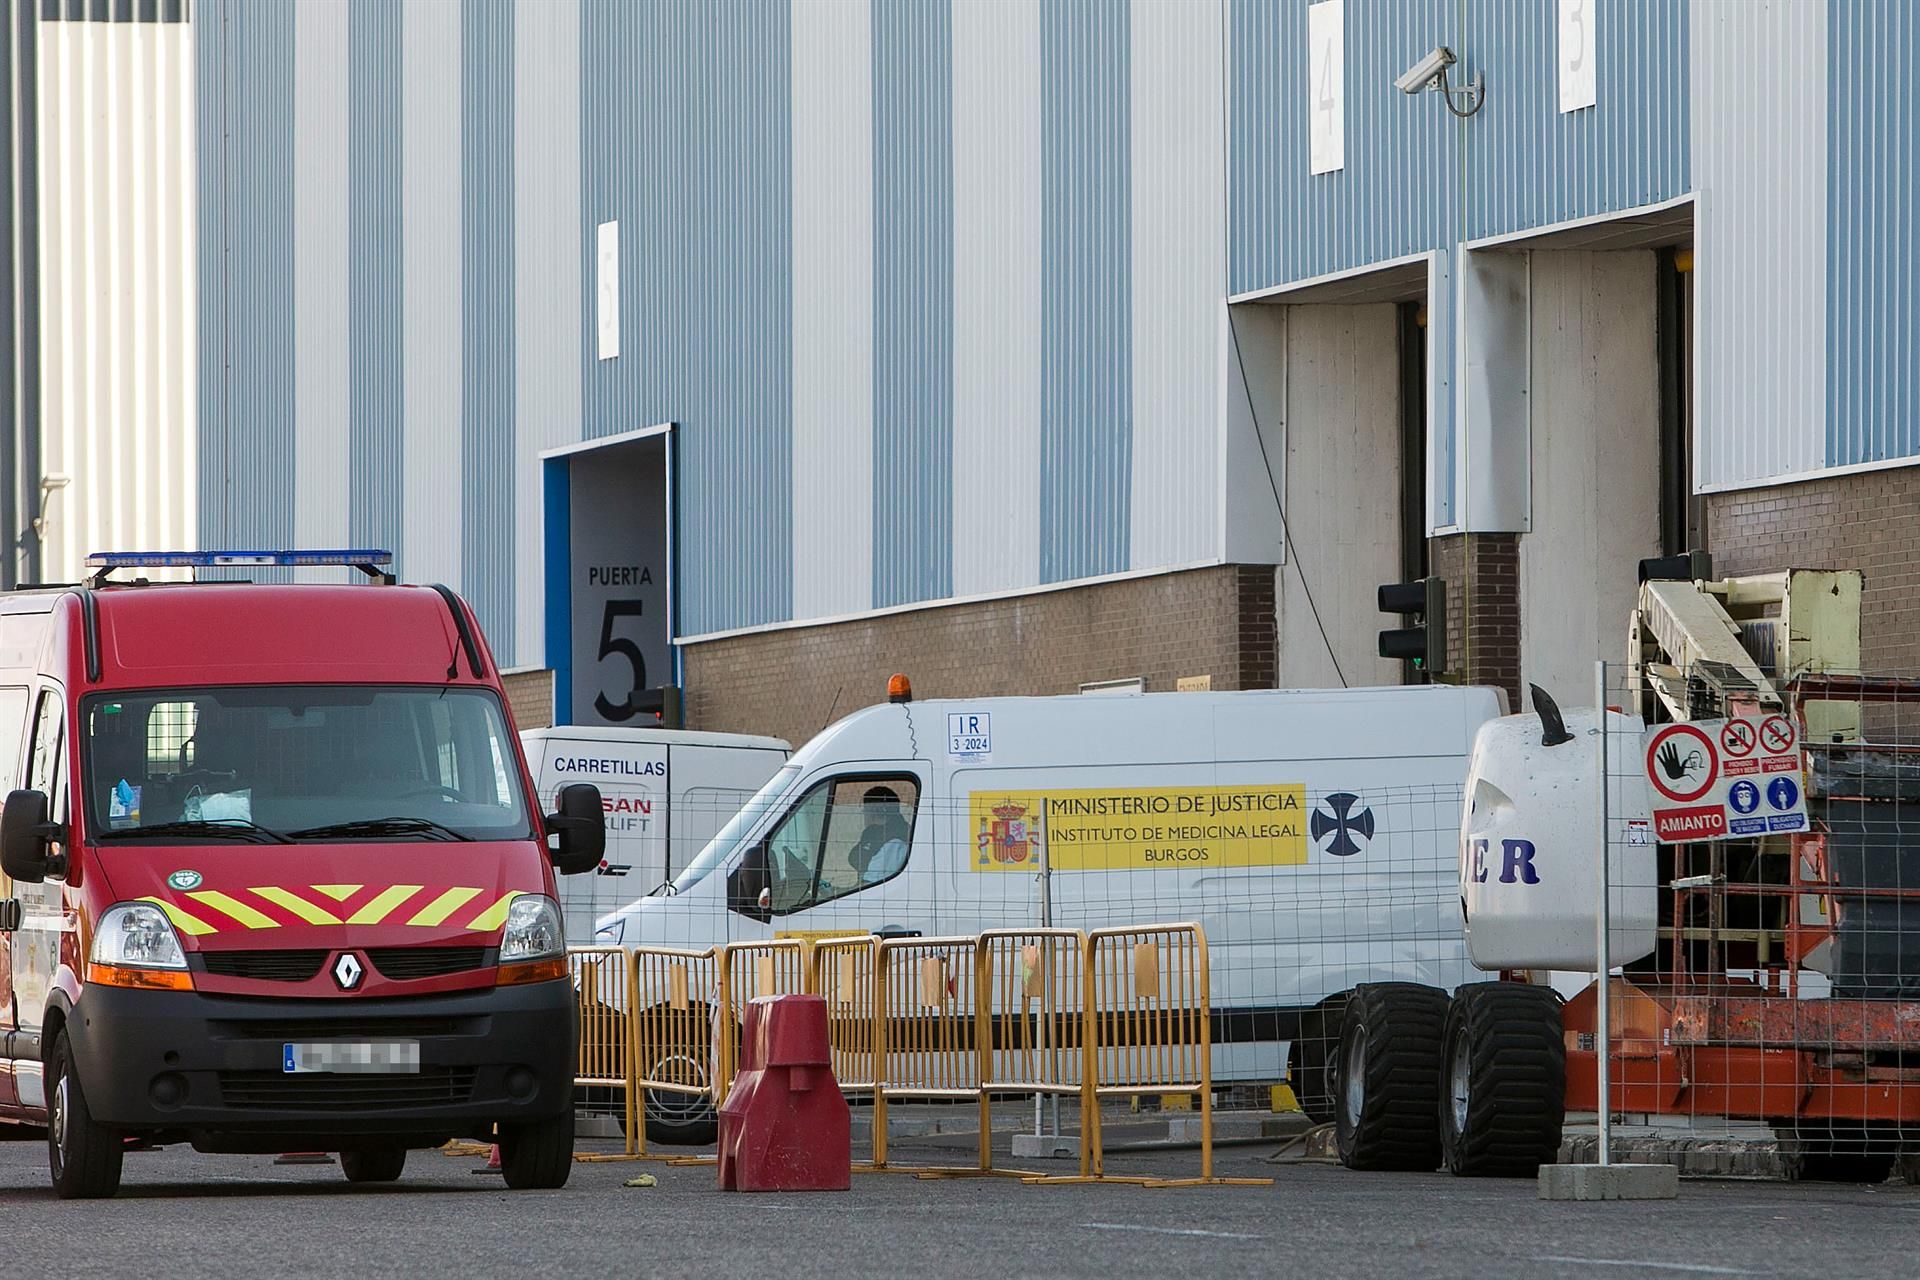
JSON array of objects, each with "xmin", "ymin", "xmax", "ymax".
[
  {"xmin": 0, "ymin": 551, "xmax": 606, "ymax": 1197},
  {"xmin": 597, "ymin": 675, "xmax": 1506, "ymax": 1136},
  {"xmin": 521, "ymin": 725, "xmax": 788, "ymax": 944}
]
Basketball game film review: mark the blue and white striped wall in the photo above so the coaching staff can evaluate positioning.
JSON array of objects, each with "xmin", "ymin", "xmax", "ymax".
[{"xmin": 177, "ymin": 0, "xmax": 1920, "ymax": 665}]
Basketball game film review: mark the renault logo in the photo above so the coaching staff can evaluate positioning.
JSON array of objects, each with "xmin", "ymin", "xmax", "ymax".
[{"xmin": 332, "ymin": 952, "xmax": 364, "ymax": 990}]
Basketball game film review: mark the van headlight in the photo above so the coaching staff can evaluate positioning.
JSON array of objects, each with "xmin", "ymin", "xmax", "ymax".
[
  {"xmin": 92, "ymin": 902, "xmax": 188, "ymax": 970},
  {"xmin": 499, "ymin": 895, "xmax": 565, "ymax": 962},
  {"xmin": 594, "ymin": 919, "xmax": 624, "ymax": 945}
]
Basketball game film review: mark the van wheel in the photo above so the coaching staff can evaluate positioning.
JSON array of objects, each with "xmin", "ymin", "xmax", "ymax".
[
  {"xmin": 1288, "ymin": 997, "xmax": 1347, "ymax": 1125},
  {"xmin": 340, "ymin": 1147, "xmax": 407, "ymax": 1183},
  {"xmin": 632, "ymin": 1007, "xmax": 725, "ymax": 1146},
  {"xmin": 1439, "ymin": 983, "xmax": 1566, "ymax": 1177},
  {"xmin": 1334, "ymin": 983, "xmax": 1449, "ymax": 1171},
  {"xmin": 499, "ymin": 1109, "xmax": 574, "ymax": 1189},
  {"xmin": 47, "ymin": 1029, "xmax": 124, "ymax": 1199}
]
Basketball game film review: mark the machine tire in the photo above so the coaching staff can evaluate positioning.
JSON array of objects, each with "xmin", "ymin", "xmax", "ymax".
[
  {"xmin": 1334, "ymin": 983, "xmax": 1450, "ymax": 1171},
  {"xmin": 1438, "ymin": 982, "xmax": 1566, "ymax": 1177},
  {"xmin": 499, "ymin": 1107, "xmax": 575, "ymax": 1190},
  {"xmin": 1288, "ymin": 996, "xmax": 1348, "ymax": 1126},
  {"xmin": 340, "ymin": 1147, "xmax": 408, "ymax": 1183},
  {"xmin": 47, "ymin": 1029, "xmax": 123, "ymax": 1200},
  {"xmin": 1780, "ymin": 1123, "xmax": 1901, "ymax": 1184}
]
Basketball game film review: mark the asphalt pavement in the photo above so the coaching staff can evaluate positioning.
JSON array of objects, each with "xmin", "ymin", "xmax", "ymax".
[{"xmin": 0, "ymin": 1131, "xmax": 1914, "ymax": 1278}]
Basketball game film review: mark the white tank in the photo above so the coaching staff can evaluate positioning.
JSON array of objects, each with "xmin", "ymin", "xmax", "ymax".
[{"xmin": 1459, "ymin": 707, "xmax": 1657, "ymax": 971}]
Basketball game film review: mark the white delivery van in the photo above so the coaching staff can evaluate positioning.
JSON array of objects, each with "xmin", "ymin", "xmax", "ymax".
[
  {"xmin": 597, "ymin": 679, "xmax": 1505, "ymax": 1121},
  {"xmin": 521, "ymin": 726, "xmax": 789, "ymax": 943}
]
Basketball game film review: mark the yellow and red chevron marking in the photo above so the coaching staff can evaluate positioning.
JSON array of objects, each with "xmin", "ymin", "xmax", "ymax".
[{"xmin": 138, "ymin": 885, "xmax": 523, "ymax": 936}]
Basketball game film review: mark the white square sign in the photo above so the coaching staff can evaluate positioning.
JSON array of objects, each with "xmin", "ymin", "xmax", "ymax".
[
  {"xmin": 1558, "ymin": 0, "xmax": 1597, "ymax": 113},
  {"xmin": 1308, "ymin": 0, "xmax": 1345, "ymax": 175},
  {"xmin": 947, "ymin": 712, "xmax": 991, "ymax": 760}
]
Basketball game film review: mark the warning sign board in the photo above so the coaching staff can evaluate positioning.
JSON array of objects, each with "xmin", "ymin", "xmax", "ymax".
[{"xmin": 1644, "ymin": 716, "xmax": 1807, "ymax": 842}]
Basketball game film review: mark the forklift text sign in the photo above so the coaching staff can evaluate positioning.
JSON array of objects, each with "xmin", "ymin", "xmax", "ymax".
[{"xmin": 1643, "ymin": 716, "xmax": 1807, "ymax": 842}]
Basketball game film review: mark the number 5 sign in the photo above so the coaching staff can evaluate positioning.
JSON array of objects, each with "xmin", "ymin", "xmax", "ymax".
[
  {"xmin": 1308, "ymin": 0, "xmax": 1345, "ymax": 175},
  {"xmin": 1559, "ymin": 0, "xmax": 1596, "ymax": 112}
]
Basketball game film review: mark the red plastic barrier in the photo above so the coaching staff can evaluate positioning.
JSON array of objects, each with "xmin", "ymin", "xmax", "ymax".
[{"xmin": 717, "ymin": 994, "xmax": 851, "ymax": 1192}]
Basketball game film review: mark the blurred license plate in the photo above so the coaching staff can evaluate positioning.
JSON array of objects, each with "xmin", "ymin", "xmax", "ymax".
[{"xmin": 282, "ymin": 1041, "xmax": 420, "ymax": 1074}]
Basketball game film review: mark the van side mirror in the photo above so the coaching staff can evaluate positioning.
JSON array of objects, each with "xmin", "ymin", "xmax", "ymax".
[
  {"xmin": 1, "ymin": 790, "xmax": 62, "ymax": 883},
  {"xmin": 728, "ymin": 844, "xmax": 772, "ymax": 923},
  {"xmin": 544, "ymin": 783, "xmax": 606, "ymax": 876}
]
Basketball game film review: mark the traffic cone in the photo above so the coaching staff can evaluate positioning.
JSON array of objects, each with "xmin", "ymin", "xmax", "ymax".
[{"xmin": 472, "ymin": 1142, "xmax": 503, "ymax": 1175}]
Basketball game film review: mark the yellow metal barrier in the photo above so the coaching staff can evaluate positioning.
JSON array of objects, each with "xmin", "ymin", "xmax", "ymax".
[
  {"xmin": 569, "ymin": 946, "xmax": 639, "ymax": 1157},
  {"xmin": 715, "ymin": 939, "xmax": 814, "ymax": 1101},
  {"xmin": 1069, "ymin": 923, "xmax": 1267, "ymax": 1187},
  {"xmin": 872, "ymin": 935, "xmax": 980, "ymax": 1169},
  {"xmin": 976, "ymin": 929, "xmax": 1087, "ymax": 1175},
  {"xmin": 811, "ymin": 936, "xmax": 881, "ymax": 1102},
  {"xmin": 627, "ymin": 945, "xmax": 722, "ymax": 1159}
]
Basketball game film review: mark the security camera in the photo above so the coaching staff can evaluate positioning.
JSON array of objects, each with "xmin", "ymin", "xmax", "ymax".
[{"xmin": 1395, "ymin": 45, "xmax": 1455, "ymax": 95}]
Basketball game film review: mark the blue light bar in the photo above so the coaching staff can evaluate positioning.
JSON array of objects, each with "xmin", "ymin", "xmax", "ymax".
[{"xmin": 84, "ymin": 549, "xmax": 394, "ymax": 569}]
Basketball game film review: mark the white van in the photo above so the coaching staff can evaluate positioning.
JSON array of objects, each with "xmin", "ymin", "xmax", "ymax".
[
  {"xmin": 521, "ymin": 726, "xmax": 789, "ymax": 943},
  {"xmin": 596, "ymin": 681, "xmax": 1505, "ymax": 1119}
]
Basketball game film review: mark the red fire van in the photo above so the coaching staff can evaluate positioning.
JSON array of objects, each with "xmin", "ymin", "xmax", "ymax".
[{"xmin": 0, "ymin": 550, "xmax": 604, "ymax": 1198}]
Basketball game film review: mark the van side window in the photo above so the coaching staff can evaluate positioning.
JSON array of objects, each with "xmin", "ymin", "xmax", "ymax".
[
  {"xmin": 0, "ymin": 687, "xmax": 31, "ymax": 786},
  {"xmin": 761, "ymin": 776, "xmax": 919, "ymax": 914},
  {"xmin": 28, "ymin": 690, "xmax": 62, "ymax": 803}
]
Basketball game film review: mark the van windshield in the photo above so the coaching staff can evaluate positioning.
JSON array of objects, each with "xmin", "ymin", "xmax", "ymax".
[
  {"xmin": 666, "ymin": 764, "xmax": 800, "ymax": 894},
  {"xmin": 81, "ymin": 686, "xmax": 533, "ymax": 843}
]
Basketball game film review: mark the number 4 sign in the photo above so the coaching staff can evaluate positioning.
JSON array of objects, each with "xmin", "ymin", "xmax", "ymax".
[{"xmin": 1308, "ymin": 0, "xmax": 1345, "ymax": 175}]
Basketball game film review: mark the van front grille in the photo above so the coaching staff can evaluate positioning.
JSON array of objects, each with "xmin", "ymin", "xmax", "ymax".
[
  {"xmin": 367, "ymin": 946, "xmax": 491, "ymax": 980},
  {"xmin": 199, "ymin": 950, "xmax": 329, "ymax": 983},
  {"xmin": 208, "ymin": 1016, "xmax": 479, "ymax": 1042},
  {"xmin": 217, "ymin": 1067, "xmax": 477, "ymax": 1110}
]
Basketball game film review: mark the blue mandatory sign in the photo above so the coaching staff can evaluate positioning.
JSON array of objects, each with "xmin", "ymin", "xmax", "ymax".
[
  {"xmin": 1766, "ymin": 776, "xmax": 1800, "ymax": 811},
  {"xmin": 1728, "ymin": 781, "xmax": 1761, "ymax": 815}
]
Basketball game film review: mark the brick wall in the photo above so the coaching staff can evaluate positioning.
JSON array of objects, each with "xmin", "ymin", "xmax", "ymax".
[
  {"xmin": 500, "ymin": 668, "xmax": 554, "ymax": 730},
  {"xmin": 1430, "ymin": 533, "xmax": 1521, "ymax": 709},
  {"xmin": 1708, "ymin": 466, "xmax": 1920, "ymax": 675},
  {"xmin": 682, "ymin": 565, "xmax": 1277, "ymax": 744}
]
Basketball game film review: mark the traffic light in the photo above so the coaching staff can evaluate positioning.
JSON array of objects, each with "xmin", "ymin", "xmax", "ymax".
[
  {"xmin": 631, "ymin": 685, "xmax": 684, "ymax": 729},
  {"xmin": 1378, "ymin": 576, "xmax": 1446, "ymax": 674},
  {"xmin": 1637, "ymin": 549, "xmax": 1712, "ymax": 584}
]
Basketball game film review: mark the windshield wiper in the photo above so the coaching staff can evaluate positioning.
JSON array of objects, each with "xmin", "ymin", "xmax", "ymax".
[
  {"xmin": 285, "ymin": 817, "xmax": 475, "ymax": 842},
  {"xmin": 100, "ymin": 819, "xmax": 293, "ymax": 845}
]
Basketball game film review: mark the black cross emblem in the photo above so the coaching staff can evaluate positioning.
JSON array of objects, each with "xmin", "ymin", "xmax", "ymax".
[{"xmin": 1309, "ymin": 792, "xmax": 1375, "ymax": 858}]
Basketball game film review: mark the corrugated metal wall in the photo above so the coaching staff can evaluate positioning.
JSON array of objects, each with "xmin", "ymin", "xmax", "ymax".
[
  {"xmin": 789, "ymin": 0, "xmax": 871, "ymax": 622},
  {"xmin": 1464, "ymin": 0, "xmax": 1689, "ymax": 242},
  {"xmin": 1040, "ymin": 0, "xmax": 1132, "ymax": 585},
  {"xmin": 870, "ymin": 0, "xmax": 951, "ymax": 609},
  {"xmin": 949, "ymin": 0, "xmax": 1042, "ymax": 600},
  {"xmin": 81, "ymin": 0, "xmax": 1907, "ymax": 661},
  {"xmin": 460, "ymin": 0, "xmax": 513, "ymax": 645},
  {"xmin": 197, "ymin": 0, "xmax": 293, "ymax": 563},
  {"xmin": 1826, "ymin": 0, "xmax": 1919, "ymax": 472},
  {"xmin": 1691, "ymin": 0, "xmax": 1826, "ymax": 489},
  {"xmin": 578, "ymin": 0, "xmax": 792, "ymax": 637},
  {"xmin": 36, "ymin": 8, "xmax": 197, "ymax": 580},
  {"xmin": 291, "ymin": 0, "xmax": 348, "ymax": 560},
  {"xmin": 346, "ymin": 0, "xmax": 402, "ymax": 559}
]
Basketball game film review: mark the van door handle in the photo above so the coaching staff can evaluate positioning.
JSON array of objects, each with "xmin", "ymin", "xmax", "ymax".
[{"xmin": 874, "ymin": 926, "xmax": 920, "ymax": 941}]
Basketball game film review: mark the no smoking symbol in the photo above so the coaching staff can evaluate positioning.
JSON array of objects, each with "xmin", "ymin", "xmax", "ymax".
[
  {"xmin": 1760, "ymin": 716, "xmax": 1795, "ymax": 754},
  {"xmin": 1720, "ymin": 720, "xmax": 1757, "ymax": 758}
]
